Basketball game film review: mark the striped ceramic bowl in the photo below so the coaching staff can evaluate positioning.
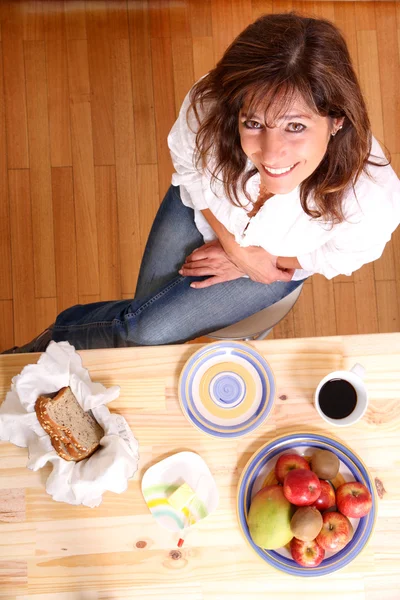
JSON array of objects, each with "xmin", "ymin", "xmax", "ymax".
[
  {"xmin": 178, "ymin": 341, "xmax": 275, "ymax": 438},
  {"xmin": 237, "ymin": 432, "xmax": 377, "ymax": 577}
]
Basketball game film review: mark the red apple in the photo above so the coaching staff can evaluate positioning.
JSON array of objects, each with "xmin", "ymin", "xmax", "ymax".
[
  {"xmin": 336, "ymin": 481, "xmax": 372, "ymax": 518},
  {"xmin": 290, "ymin": 537, "xmax": 325, "ymax": 567},
  {"xmin": 316, "ymin": 511, "xmax": 353, "ymax": 552},
  {"xmin": 312, "ymin": 479, "xmax": 336, "ymax": 512},
  {"xmin": 274, "ymin": 453, "xmax": 310, "ymax": 484},
  {"xmin": 283, "ymin": 469, "xmax": 321, "ymax": 506}
]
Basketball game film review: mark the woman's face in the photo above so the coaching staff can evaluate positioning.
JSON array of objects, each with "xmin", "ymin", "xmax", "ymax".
[{"xmin": 238, "ymin": 96, "xmax": 344, "ymax": 195}]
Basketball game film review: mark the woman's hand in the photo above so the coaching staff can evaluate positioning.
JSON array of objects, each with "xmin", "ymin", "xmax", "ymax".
[
  {"xmin": 179, "ymin": 240, "xmax": 246, "ymax": 288},
  {"xmin": 180, "ymin": 240, "xmax": 294, "ymax": 288},
  {"xmin": 225, "ymin": 244, "xmax": 295, "ymax": 284}
]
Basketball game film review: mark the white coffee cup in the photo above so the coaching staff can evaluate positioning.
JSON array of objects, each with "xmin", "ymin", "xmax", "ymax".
[{"xmin": 314, "ymin": 363, "xmax": 368, "ymax": 427}]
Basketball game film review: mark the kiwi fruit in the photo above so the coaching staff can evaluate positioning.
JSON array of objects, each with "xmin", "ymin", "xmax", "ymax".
[
  {"xmin": 311, "ymin": 449, "xmax": 340, "ymax": 480},
  {"xmin": 290, "ymin": 506, "xmax": 323, "ymax": 542}
]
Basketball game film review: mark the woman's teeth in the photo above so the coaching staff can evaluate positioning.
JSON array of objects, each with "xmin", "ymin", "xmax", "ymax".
[{"xmin": 263, "ymin": 164, "xmax": 296, "ymax": 175}]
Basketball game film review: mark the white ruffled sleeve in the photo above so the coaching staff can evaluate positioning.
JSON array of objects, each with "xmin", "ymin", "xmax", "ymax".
[
  {"xmin": 167, "ymin": 89, "xmax": 209, "ymax": 210},
  {"xmin": 297, "ymin": 180, "xmax": 400, "ymax": 279}
]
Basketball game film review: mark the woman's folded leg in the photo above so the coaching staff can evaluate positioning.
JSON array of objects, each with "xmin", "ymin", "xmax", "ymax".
[
  {"xmin": 51, "ymin": 274, "xmax": 304, "ymax": 349},
  {"xmin": 3, "ymin": 183, "xmax": 304, "ymax": 352}
]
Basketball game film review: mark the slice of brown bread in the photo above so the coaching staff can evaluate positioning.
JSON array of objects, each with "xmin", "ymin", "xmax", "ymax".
[
  {"xmin": 35, "ymin": 396, "xmax": 83, "ymax": 461},
  {"xmin": 36, "ymin": 395, "xmax": 84, "ymax": 461},
  {"xmin": 35, "ymin": 387, "xmax": 104, "ymax": 462}
]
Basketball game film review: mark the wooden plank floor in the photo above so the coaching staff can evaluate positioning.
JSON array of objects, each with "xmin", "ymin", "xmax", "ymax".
[{"xmin": 0, "ymin": 0, "xmax": 399, "ymax": 351}]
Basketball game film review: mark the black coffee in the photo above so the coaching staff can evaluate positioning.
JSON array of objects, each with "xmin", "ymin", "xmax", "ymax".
[{"xmin": 318, "ymin": 378, "xmax": 357, "ymax": 419}]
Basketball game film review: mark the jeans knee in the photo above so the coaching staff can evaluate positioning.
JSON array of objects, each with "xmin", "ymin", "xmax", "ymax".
[{"xmin": 122, "ymin": 313, "xmax": 182, "ymax": 346}]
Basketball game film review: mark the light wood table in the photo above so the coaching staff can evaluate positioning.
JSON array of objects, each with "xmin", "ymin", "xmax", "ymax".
[{"xmin": 1, "ymin": 334, "xmax": 399, "ymax": 600}]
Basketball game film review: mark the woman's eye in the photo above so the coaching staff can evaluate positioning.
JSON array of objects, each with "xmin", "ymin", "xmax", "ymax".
[
  {"xmin": 287, "ymin": 122, "xmax": 306, "ymax": 133},
  {"xmin": 243, "ymin": 120, "xmax": 262, "ymax": 130}
]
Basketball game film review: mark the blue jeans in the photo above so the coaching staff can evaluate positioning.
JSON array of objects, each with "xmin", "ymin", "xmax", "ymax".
[{"xmin": 52, "ymin": 185, "xmax": 304, "ymax": 349}]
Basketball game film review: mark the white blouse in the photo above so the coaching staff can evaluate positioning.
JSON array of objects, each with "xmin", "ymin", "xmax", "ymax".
[{"xmin": 168, "ymin": 88, "xmax": 400, "ymax": 281}]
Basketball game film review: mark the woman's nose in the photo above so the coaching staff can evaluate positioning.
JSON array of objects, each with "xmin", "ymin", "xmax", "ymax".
[{"xmin": 259, "ymin": 129, "xmax": 287, "ymax": 165}]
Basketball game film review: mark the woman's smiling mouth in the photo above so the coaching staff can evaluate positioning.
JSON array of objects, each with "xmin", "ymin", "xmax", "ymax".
[{"xmin": 262, "ymin": 162, "xmax": 299, "ymax": 177}]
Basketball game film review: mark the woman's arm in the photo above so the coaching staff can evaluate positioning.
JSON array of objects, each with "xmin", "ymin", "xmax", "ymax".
[
  {"xmin": 276, "ymin": 256, "xmax": 302, "ymax": 270},
  {"xmin": 167, "ymin": 89, "xmax": 209, "ymax": 211},
  {"xmin": 180, "ymin": 209, "xmax": 295, "ymax": 287},
  {"xmin": 200, "ymin": 209, "xmax": 236, "ymax": 251}
]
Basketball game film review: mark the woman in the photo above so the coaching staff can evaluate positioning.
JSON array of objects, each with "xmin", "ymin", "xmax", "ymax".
[{"xmin": 6, "ymin": 12, "xmax": 400, "ymax": 353}]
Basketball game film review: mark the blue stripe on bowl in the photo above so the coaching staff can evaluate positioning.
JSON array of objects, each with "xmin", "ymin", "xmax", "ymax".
[
  {"xmin": 237, "ymin": 433, "xmax": 376, "ymax": 577},
  {"xmin": 179, "ymin": 342, "xmax": 275, "ymax": 438}
]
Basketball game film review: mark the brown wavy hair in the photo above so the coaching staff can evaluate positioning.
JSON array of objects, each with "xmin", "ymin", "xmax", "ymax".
[{"xmin": 188, "ymin": 12, "xmax": 390, "ymax": 223}]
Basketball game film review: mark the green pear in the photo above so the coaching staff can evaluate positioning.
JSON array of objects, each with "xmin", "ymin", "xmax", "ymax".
[{"xmin": 247, "ymin": 484, "xmax": 294, "ymax": 550}]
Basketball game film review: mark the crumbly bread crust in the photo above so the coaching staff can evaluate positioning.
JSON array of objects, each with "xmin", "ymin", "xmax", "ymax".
[{"xmin": 35, "ymin": 387, "xmax": 104, "ymax": 462}]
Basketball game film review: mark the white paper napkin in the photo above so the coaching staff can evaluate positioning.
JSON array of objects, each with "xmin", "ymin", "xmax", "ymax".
[{"xmin": 0, "ymin": 341, "xmax": 139, "ymax": 507}]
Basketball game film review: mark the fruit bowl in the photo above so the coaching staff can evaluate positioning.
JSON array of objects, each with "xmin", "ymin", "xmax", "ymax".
[{"xmin": 237, "ymin": 432, "xmax": 377, "ymax": 577}]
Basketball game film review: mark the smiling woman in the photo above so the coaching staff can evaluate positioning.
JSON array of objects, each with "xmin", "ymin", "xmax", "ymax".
[
  {"xmin": 174, "ymin": 12, "xmax": 399, "ymax": 282},
  {"xmin": 4, "ymin": 11, "xmax": 400, "ymax": 353}
]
